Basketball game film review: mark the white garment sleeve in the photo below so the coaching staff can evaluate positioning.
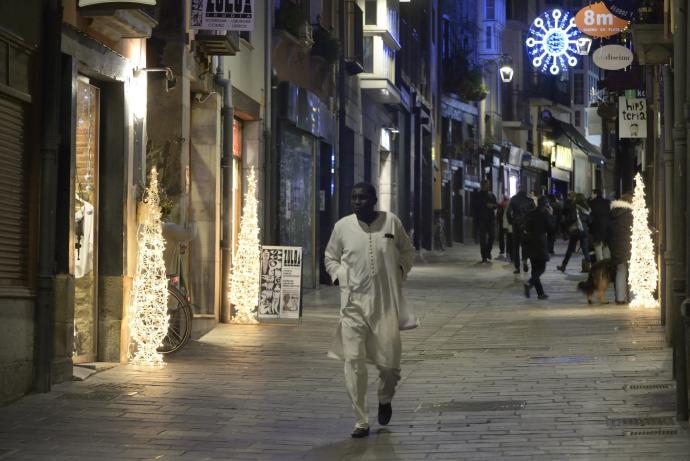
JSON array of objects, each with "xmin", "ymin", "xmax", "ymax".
[
  {"xmin": 394, "ymin": 217, "xmax": 415, "ymax": 279},
  {"xmin": 324, "ymin": 224, "xmax": 343, "ymax": 284}
]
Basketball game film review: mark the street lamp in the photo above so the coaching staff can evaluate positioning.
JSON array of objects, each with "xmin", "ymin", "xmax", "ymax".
[
  {"xmin": 576, "ymin": 36, "xmax": 593, "ymax": 55},
  {"xmin": 496, "ymin": 55, "xmax": 514, "ymax": 83}
]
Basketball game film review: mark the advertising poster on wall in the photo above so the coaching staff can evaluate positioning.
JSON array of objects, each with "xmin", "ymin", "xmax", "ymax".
[
  {"xmin": 190, "ymin": 0, "xmax": 255, "ymax": 32},
  {"xmin": 618, "ymin": 96, "xmax": 647, "ymax": 139},
  {"xmin": 258, "ymin": 246, "xmax": 303, "ymax": 320}
]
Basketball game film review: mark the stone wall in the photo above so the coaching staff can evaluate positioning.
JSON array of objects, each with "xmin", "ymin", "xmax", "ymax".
[{"xmin": 0, "ymin": 298, "xmax": 34, "ymax": 403}]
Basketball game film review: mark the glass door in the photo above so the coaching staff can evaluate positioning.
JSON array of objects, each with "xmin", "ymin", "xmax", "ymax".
[{"xmin": 72, "ymin": 78, "xmax": 99, "ymax": 364}]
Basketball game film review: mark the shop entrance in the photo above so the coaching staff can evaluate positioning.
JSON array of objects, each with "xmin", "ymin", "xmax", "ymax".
[{"xmin": 72, "ymin": 78, "xmax": 100, "ymax": 364}]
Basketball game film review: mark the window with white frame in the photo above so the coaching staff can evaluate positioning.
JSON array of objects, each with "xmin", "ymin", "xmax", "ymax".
[
  {"xmin": 486, "ymin": 0, "xmax": 495, "ymax": 20},
  {"xmin": 485, "ymin": 26, "xmax": 492, "ymax": 50}
]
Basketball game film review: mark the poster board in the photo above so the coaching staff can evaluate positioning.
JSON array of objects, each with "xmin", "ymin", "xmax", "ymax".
[{"xmin": 258, "ymin": 246, "xmax": 303, "ymax": 320}]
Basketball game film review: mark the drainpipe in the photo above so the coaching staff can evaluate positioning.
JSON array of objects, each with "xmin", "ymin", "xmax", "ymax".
[
  {"xmin": 215, "ymin": 60, "xmax": 234, "ymax": 323},
  {"xmin": 685, "ymin": 0, "xmax": 690, "ymax": 308},
  {"xmin": 672, "ymin": 0, "xmax": 687, "ymax": 421},
  {"xmin": 34, "ymin": 1, "xmax": 62, "ymax": 393},
  {"xmin": 663, "ymin": 65, "xmax": 674, "ymax": 343},
  {"xmin": 263, "ymin": 1, "xmax": 274, "ymax": 243}
]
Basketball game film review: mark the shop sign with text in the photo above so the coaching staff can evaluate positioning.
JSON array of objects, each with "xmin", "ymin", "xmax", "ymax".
[
  {"xmin": 619, "ymin": 97, "xmax": 647, "ymax": 139},
  {"xmin": 79, "ymin": 0, "xmax": 155, "ymax": 5},
  {"xmin": 190, "ymin": 0, "xmax": 254, "ymax": 32},
  {"xmin": 603, "ymin": 0, "xmax": 638, "ymax": 21},
  {"xmin": 593, "ymin": 44, "xmax": 633, "ymax": 70},
  {"xmin": 575, "ymin": 2, "xmax": 628, "ymax": 38}
]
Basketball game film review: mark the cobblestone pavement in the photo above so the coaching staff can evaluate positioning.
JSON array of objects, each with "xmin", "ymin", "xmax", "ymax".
[{"xmin": 1, "ymin": 244, "xmax": 689, "ymax": 461}]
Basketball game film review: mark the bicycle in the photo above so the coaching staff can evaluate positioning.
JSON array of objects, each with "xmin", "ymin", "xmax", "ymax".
[{"xmin": 157, "ymin": 282, "xmax": 193, "ymax": 354}]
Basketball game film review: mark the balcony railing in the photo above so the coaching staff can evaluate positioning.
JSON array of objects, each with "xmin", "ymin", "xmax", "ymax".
[{"xmin": 523, "ymin": 71, "xmax": 570, "ymax": 108}]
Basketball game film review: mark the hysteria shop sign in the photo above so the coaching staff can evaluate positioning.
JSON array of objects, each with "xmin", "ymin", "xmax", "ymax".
[
  {"xmin": 258, "ymin": 246, "xmax": 303, "ymax": 320},
  {"xmin": 79, "ymin": 0, "xmax": 155, "ymax": 5},
  {"xmin": 190, "ymin": 0, "xmax": 254, "ymax": 32},
  {"xmin": 575, "ymin": 2, "xmax": 628, "ymax": 38},
  {"xmin": 593, "ymin": 44, "xmax": 633, "ymax": 70},
  {"xmin": 619, "ymin": 97, "xmax": 647, "ymax": 139},
  {"xmin": 525, "ymin": 9, "xmax": 581, "ymax": 76}
]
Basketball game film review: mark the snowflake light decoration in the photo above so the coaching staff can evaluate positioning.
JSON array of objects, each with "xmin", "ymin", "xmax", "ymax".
[{"xmin": 525, "ymin": 9, "xmax": 581, "ymax": 76}]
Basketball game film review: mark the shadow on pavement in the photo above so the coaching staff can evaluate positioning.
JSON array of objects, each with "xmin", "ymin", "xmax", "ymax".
[{"xmin": 301, "ymin": 428, "xmax": 400, "ymax": 460}]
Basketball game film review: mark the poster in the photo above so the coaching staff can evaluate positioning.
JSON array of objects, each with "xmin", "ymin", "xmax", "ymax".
[
  {"xmin": 190, "ymin": 0, "xmax": 254, "ymax": 32},
  {"xmin": 258, "ymin": 246, "xmax": 303, "ymax": 320},
  {"xmin": 618, "ymin": 96, "xmax": 647, "ymax": 139}
]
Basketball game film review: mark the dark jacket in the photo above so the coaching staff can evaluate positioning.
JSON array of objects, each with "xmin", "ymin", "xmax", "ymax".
[
  {"xmin": 607, "ymin": 199, "xmax": 634, "ymax": 265},
  {"xmin": 507, "ymin": 191, "xmax": 535, "ymax": 232},
  {"xmin": 589, "ymin": 196, "xmax": 611, "ymax": 243},
  {"xmin": 475, "ymin": 190, "xmax": 498, "ymax": 223},
  {"xmin": 563, "ymin": 199, "xmax": 591, "ymax": 237},
  {"xmin": 524, "ymin": 205, "xmax": 556, "ymax": 261}
]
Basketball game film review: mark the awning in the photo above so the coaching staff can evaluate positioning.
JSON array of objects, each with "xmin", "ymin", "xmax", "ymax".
[{"xmin": 546, "ymin": 116, "xmax": 607, "ymax": 164}]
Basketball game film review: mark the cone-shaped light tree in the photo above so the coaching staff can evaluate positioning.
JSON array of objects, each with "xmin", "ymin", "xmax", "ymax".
[
  {"xmin": 628, "ymin": 173, "xmax": 659, "ymax": 309},
  {"xmin": 230, "ymin": 166, "xmax": 261, "ymax": 324},
  {"xmin": 129, "ymin": 168, "xmax": 170, "ymax": 365}
]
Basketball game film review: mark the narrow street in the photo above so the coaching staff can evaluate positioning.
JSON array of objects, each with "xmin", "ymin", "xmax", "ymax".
[{"xmin": 1, "ymin": 244, "xmax": 688, "ymax": 461}]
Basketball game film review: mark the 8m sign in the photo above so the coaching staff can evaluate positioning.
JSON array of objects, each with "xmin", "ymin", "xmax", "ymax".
[
  {"xmin": 191, "ymin": 0, "xmax": 255, "ymax": 32},
  {"xmin": 574, "ymin": 2, "xmax": 628, "ymax": 38}
]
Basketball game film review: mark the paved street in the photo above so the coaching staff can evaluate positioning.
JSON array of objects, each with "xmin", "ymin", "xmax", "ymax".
[{"xmin": 1, "ymin": 243, "xmax": 689, "ymax": 460}]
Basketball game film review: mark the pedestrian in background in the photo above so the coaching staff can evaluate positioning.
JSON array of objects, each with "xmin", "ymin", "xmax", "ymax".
[
  {"xmin": 324, "ymin": 182, "xmax": 416, "ymax": 438},
  {"xmin": 546, "ymin": 194, "xmax": 561, "ymax": 255},
  {"xmin": 524, "ymin": 196, "xmax": 556, "ymax": 300},
  {"xmin": 608, "ymin": 193, "xmax": 634, "ymax": 304},
  {"xmin": 557, "ymin": 193, "xmax": 592, "ymax": 273},
  {"xmin": 497, "ymin": 194, "xmax": 511, "ymax": 259},
  {"xmin": 588, "ymin": 189, "xmax": 611, "ymax": 262},
  {"xmin": 507, "ymin": 185, "xmax": 536, "ymax": 274},
  {"xmin": 475, "ymin": 180, "xmax": 498, "ymax": 263}
]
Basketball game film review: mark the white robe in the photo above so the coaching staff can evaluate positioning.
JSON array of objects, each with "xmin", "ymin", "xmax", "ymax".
[{"xmin": 324, "ymin": 211, "xmax": 415, "ymax": 369}]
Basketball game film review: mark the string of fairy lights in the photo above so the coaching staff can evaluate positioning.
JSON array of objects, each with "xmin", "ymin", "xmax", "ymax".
[
  {"xmin": 128, "ymin": 168, "xmax": 170, "ymax": 366},
  {"xmin": 628, "ymin": 173, "xmax": 659, "ymax": 309},
  {"xmin": 230, "ymin": 166, "xmax": 261, "ymax": 324}
]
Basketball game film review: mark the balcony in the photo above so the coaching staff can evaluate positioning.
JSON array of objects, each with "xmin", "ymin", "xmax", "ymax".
[{"xmin": 524, "ymin": 71, "xmax": 570, "ymax": 109}]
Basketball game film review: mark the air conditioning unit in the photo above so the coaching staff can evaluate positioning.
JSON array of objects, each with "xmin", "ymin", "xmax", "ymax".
[{"xmin": 194, "ymin": 30, "xmax": 240, "ymax": 56}]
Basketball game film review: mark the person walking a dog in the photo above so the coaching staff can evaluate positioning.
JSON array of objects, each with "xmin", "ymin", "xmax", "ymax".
[
  {"xmin": 589, "ymin": 189, "xmax": 611, "ymax": 262},
  {"xmin": 523, "ymin": 196, "xmax": 556, "ymax": 299},
  {"xmin": 324, "ymin": 182, "xmax": 416, "ymax": 438},
  {"xmin": 608, "ymin": 193, "xmax": 634, "ymax": 304}
]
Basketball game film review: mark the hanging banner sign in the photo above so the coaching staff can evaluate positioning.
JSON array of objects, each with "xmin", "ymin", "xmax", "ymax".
[
  {"xmin": 593, "ymin": 44, "xmax": 634, "ymax": 70},
  {"xmin": 575, "ymin": 2, "xmax": 628, "ymax": 38},
  {"xmin": 619, "ymin": 97, "xmax": 647, "ymax": 139},
  {"xmin": 190, "ymin": 0, "xmax": 255, "ymax": 32},
  {"xmin": 603, "ymin": 0, "xmax": 638, "ymax": 21},
  {"xmin": 258, "ymin": 246, "xmax": 303, "ymax": 320}
]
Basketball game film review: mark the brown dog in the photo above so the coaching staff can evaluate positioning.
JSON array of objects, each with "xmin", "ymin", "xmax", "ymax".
[{"xmin": 577, "ymin": 259, "xmax": 617, "ymax": 304}]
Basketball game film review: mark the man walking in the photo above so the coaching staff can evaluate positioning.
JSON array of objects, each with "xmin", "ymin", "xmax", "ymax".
[
  {"xmin": 507, "ymin": 185, "xmax": 536, "ymax": 274},
  {"xmin": 324, "ymin": 182, "xmax": 416, "ymax": 438},
  {"xmin": 475, "ymin": 180, "xmax": 498, "ymax": 263},
  {"xmin": 588, "ymin": 189, "xmax": 610, "ymax": 262}
]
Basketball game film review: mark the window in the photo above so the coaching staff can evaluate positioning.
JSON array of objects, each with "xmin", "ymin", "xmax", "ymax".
[
  {"xmin": 365, "ymin": 0, "xmax": 377, "ymax": 25},
  {"xmin": 363, "ymin": 36, "xmax": 374, "ymax": 72},
  {"xmin": 486, "ymin": 0, "xmax": 495, "ymax": 20},
  {"xmin": 485, "ymin": 26, "xmax": 492, "ymax": 50},
  {"xmin": 574, "ymin": 110, "xmax": 581, "ymax": 127},
  {"xmin": 442, "ymin": 16, "xmax": 450, "ymax": 58},
  {"xmin": 574, "ymin": 73, "xmax": 584, "ymax": 105}
]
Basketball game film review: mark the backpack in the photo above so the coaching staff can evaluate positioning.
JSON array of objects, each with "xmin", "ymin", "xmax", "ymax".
[{"xmin": 512, "ymin": 199, "xmax": 536, "ymax": 234}]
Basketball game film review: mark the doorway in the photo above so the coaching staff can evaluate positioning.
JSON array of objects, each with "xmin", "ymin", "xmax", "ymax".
[{"xmin": 72, "ymin": 77, "xmax": 100, "ymax": 364}]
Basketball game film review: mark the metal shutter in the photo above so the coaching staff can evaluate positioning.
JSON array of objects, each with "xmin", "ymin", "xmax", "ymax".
[{"xmin": 0, "ymin": 93, "xmax": 28, "ymax": 285}]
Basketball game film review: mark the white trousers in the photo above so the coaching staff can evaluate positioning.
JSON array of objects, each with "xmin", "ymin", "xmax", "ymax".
[
  {"xmin": 344, "ymin": 360, "xmax": 400, "ymax": 428},
  {"xmin": 616, "ymin": 262, "xmax": 628, "ymax": 303},
  {"xmin": 593, "ymin": 242, "xmax": 610, "ymax": 261}
]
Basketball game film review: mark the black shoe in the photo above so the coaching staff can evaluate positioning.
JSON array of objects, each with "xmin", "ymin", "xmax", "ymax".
[
  {"xmin": 378, "ymin": 403, "xmax": 392, "ymax": 425},
  {"xmin": 351, "ymin": 426, "xmax": 370, "ymax": 438},
  {"xmin": 523, "ymin": 283, "xmax": 531, "ymax": 298},
  {"xmin": 615, "ymin": 300, "xmax": 628, "ymax": 305},
  {"xmin": 513, "ymin": 269, "xmax": 520, "ymax": 274},
  {"xmin": 557, "ymin": 265, "xmax": 566, "ymax": 273},
  {"xmin": 538, "ymin": 294, "xmax": 549, "ymax": 300},
  {"xmin": 523, "ymin": 262, "xmax": 529, "ymax": 272},
  {"xmin": 482, "ymin": 258, "xmax": 488, "ymax": 263}
]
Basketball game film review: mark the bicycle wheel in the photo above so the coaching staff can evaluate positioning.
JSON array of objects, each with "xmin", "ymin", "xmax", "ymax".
[{"xmin": 158, "ymin": 285, "xmax": 193, "ymax": 354}]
